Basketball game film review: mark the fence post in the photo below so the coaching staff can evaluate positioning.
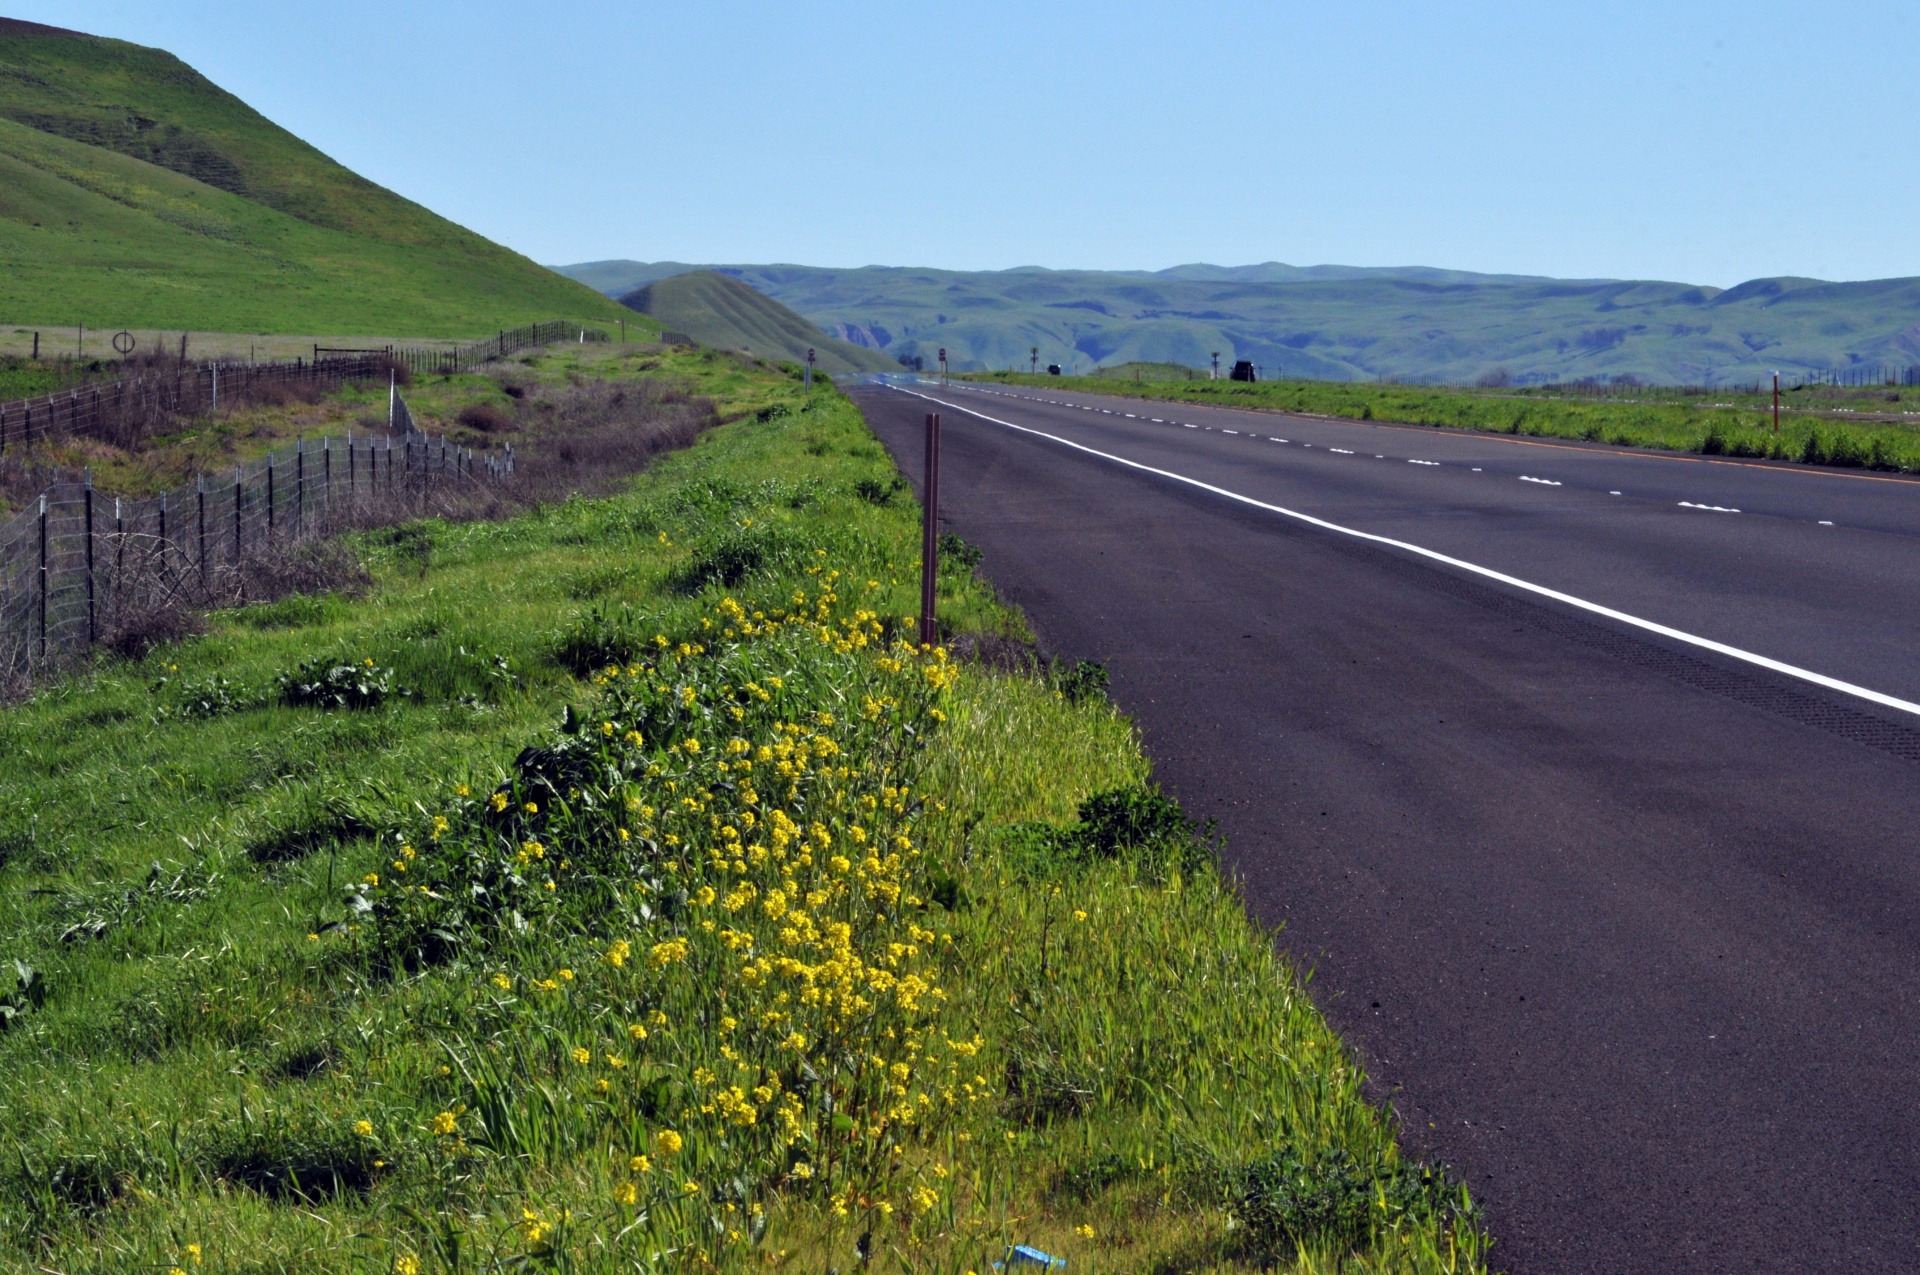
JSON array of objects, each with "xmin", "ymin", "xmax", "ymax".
[
  {"xmin": 114, "ymin": 498, "xmax": 124, "ymax": 600},
  {"xmin": 348, "ymin": 429, "xmax": 356, "ymax": 501},
  {"xmin": 37, "ymin": 494, "xmax": 47, "ymax": 662},
  {"xmin": 197, "ymin": 474, "xmax": 208, "ymax": 584},
  {"xmin": 158, "ymin": 491, "xmax": 167, "ymax": 575},
  {"xmin": 233, "ymin": 466, "xmax": 243, "ymax": 563},
  {"xmin": 296, "ymin": 437, "xmax": 305, "ymax": 537},
  {"xmin": 266, "ymin": 454, "xmax": 275, "ymax": 545},
  {"xmin": 84, "ymin": 469, "xmax": 95, "ymax": 645},
  {"xmin": 323, "ymin": 436, "xmax": 332, "ymax": 529}
]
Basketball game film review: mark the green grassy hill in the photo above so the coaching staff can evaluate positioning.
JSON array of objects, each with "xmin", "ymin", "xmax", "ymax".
[
  {"xmin": 617, "ymin": 270, "xmax": 899, "ymax": 375},
  {"xmin": 0, "ymin": 18, "xmax": 630, "ymax": 336},
  {"xmin": 560, "ymin": 258, "xmax": 1920, "ymax": 386}
]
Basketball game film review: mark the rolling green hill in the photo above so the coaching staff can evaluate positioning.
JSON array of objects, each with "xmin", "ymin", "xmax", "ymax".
[
  {"xmin": 617, "ymin": 270, "xmax": 899, "ymax": 375},
  {"xmin": 0, "ymin": 18, "xmax": 632, "ymax": 336},
  {"xmin": 560, "ymin": 258, "xmax": 1920, "ymax": 386}
]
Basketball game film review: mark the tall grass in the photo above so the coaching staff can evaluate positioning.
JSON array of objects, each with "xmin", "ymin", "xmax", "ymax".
[
  {"xmin": 972, "ymin": 370, "xmax": 1920, "ymax": 475},
  {"xmin": 0, "ymin": 359, "xmax": 1487, "ymax": 1272}
]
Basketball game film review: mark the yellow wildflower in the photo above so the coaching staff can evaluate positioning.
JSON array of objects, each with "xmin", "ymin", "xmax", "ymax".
[
  {"xmin": 430, "ymin": 1111, "xmax": 457, "ymax": 1136},
  {"xmin": 605, "ymin": 939, "xmax": 631, "ymax": 968},
  {"xmin": 572, "ymin": 1046, "xmax": 592, "ymax": 1066},
  {"xmin": 658, "ymin": 1130, "xmax": 684, "ymax": 1154},
  {"xmin": 353, "ymin": 1120, "xmax": 373, "ymax": 1137},
  {"xmin": 614, "ymin": 1181, "xmax": 639, "ymax": 1206}
]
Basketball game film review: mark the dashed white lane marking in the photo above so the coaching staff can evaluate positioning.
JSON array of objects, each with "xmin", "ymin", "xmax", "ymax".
[
  {"xmin": 1124, "ymin": 413, "xmax": 1137, "ymax": 418},
  {"xmin": 1183, "ymin": 424, "xmax": 1197, "ymax": 429},
  {"xmin": 1222, "ymin": 429, "xmax": 1239, "ymax": 435},
  {"xmin": 1410, "ymin": 459, "xmax": 1440, "ymax": 466},
  {"xmin": 1330, "ymin": 447, "xmax": 1354, "ymax": 454},
  {"xmin": 1472, "ymin": 467, "xmax": 1482, "ymax": 472},
  {"xmin": 1679, "ymin": 501, "xmax": 1741, "ymax": 514},
  {"xmin": 1519, "ymin": 476, "xmax": 1562, "ymax": 486},
  {"xmin": 1820, "ymin": 520, "xmax": 1834, "ymax": 526},
  {"xmin": 1151, "ymin": 418, "xmax": 1165, "ymax": 423},
  {"xmin": 894, "ymin": 385, "xmax": 1920, "ymax": 721},
  {"xmin": 1610, "ymin": 491, "xmax": 1622, "ymax": 496}
]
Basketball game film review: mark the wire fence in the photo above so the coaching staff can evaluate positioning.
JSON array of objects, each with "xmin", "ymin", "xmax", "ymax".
[
  {"xmin": 344, "ymin": 320, "xmax": 612, "ymax": 379},
  {"xmin": 0, "ymin": 394, "xmax": 510, "ymax": 679}
]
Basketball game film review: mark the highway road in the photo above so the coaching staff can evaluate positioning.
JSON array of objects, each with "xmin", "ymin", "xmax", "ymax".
[{"xmin": 851, "ymin": 379, "xmax": 1920, "ymax": 1275}]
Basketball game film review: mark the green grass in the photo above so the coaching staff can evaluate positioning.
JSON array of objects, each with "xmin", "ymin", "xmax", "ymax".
[
  {"xmin": 966, "ymin": 369, "xmax": 1920, "ymax": 475},
  {"xmin": 0, "ymin": 356, "xmax": 1485, "ymax": 1272},
  {"xmin": 0, "ymin": 25, "xmax": 634, "ymax": 336}
]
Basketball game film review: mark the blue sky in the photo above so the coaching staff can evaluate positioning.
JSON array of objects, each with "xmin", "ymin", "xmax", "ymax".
[{"xmin": 17, "ymin": 1, "xmax": 1919, "ymax": 285}]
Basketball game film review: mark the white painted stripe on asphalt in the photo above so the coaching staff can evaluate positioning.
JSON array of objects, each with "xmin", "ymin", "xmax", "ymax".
[
  {"xmin": 1680, "ymin": 502, "xmax": 1741, "ymax": 514},
  {"xmin": 1410, "ymin": 459, "xmax": 1440, "ymax": 466},
  {"xmin": 1820, "ymin": 520, "xmax": 1835, "ymax": 526},
  {"xmin": 893, "ymin": 386, "xmax": 1920, "ymax": 721},
  {"xmin": 1519, "ymin": 476, "xmax": 1562, "ymax": 486}
]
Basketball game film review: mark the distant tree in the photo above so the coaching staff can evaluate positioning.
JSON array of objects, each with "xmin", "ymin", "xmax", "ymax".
[{"xmin": 1476, "ymin": 367, "xmax": 1513, "ymax": 388}]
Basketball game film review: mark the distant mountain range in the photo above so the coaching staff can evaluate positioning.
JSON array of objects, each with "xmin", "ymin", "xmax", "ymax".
[{"xmin": 557, "ymin": 259, "xmax": 1920, "ymax": 385}]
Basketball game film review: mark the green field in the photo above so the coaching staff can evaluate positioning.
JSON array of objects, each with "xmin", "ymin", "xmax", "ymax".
[
  {"xmin": 0, "ymin": 22, "xmax": 630, "ymax": 336},
  {"xmin": 619, "ymin": 271, "xmax": 899, "ymax": 376},
  {"xmin": 560, "ymin": 258, "xmax": 1920, "ymax": 386},
  {"xmin": 967, "ymin": 368, "xmax": 1920, "ymax": 474},
  {"xmin": 0, "ymin": 350, "xmax": 1485, "ymax": 1273}
]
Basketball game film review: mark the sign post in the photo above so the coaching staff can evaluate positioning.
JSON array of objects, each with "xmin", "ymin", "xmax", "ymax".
[
  {"xmin": 919, "ymin": 412, "xmax": 941, "ymax": 647},
  {"xmin": 939, "ymin": 347, "xmax": 948, "ymax": 385},
  {"xmin": 805, "ymin": 347, "xmax": 815, "ymax": 399},
  {"xmin": 1030, "ymin": 346, "xmax": 1039, "ymax": 376}
]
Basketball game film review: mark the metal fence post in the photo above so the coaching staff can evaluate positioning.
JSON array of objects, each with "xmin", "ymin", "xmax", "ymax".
[
  {"xmin": 114, "ymin": 498, "xmax": 124, "ymax": 600},
  {"xmin": 920, "ymin": 412, "xmax": 941, "ymax": 646},
  {"xmin": 197, "ymin": 474, "xmax": 207, "ymax": 584},
  {"xmin": 296, "ymin": 437, "xmax": 305, "ymax": 537},
  {"xmin": 37, "ymin": 494, "xmax": 47, "ymax": 662},
  {"xmin": 233, "ymin": 465, "xmax": 242, "ymax": 563},
  {"xmin": 84, "ymin": 469, "xmax": 95, "ymax": 645},
  {"xmin": 158, "ymin": 491, "xmax": 167, "ymax": 574},
  {"xmin": 323, "ymin": 436, "xmax": 332, "ymax": 528},
  {"xmin": 266, "ymin": 454, "xmax": 275, "ymax": 545}
]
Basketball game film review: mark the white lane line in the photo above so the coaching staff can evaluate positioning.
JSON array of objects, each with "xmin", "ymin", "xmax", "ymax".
[
  {"xmin": 1151, "ymin": 418, "xmax": 1165, "ymax": 423},
  {"xmin": 1820, "ymin": 520, "xmax": 1834, "ymax": 526},
  {"xmin": 1410, "ymin": 459, "xmax": 1440, "ymax": 466},
  {"xmin": 892, "ymin": 386, "xmax": 1920, "ymax": 721},
  {"xmin": 1679, "ymin": 501, "xmax": 1741, "ymax": 514},
  {"xmin": 1610, "ymin": 491, "xmax": 1622, "ymax": 496},
  {"xmin": 1472, "ymin": 467, "xmax": 1483, "ymax": 471},
  {"xmin": 1330, "ymin": 447, "xmax": 1354, "ymax": 454},
  {"xmin": 1183, "ymin": 424, "xmax": 1197, "ymax": 429},
  {"xmin": 1519, "ymin": 476, "xmax": 1562, "ymax": 486},
  {"xmin": 1124, "ymin": 413, "xmax": 1137, "ymax": 418},
  {"xmin": 1222, "ymin": 429, "xmax": 1239, "ymax": 435}
]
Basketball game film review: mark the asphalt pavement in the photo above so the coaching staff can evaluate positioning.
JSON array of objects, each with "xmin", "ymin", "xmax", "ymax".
[{"xmin": 850, "ymin": 379, "xmax": 1920, "ymax": 1275}]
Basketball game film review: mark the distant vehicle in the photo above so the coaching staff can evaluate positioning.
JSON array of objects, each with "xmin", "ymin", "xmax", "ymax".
[
  {"xmin": 1230, "ymin": 360, "xmax": 1257, "ymax": 382},
  {"xmin": 1047, "ymin": 364, "xmax": 1062, "ymax": 376}
]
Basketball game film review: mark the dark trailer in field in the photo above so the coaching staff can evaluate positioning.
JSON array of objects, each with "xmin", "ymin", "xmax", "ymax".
[{"xmin": 1230, "ymin": 360, "xmax": 1257, "ymax": 382}]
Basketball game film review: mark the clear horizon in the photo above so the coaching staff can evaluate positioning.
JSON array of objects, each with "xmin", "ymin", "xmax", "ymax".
[{"xmin": 14, "ymin": 1, "xmax": 1918, "ymax": 289}]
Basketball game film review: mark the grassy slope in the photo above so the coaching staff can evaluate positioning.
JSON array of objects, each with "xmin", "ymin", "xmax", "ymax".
[
  {"xmin": 0, "ymin": 355, "xmax": 1484, "ymax": 1273},
  {"xmin": 967, "ymin": 369, "xmax": 1920, "ymax": 474},
  {"xmin": 0, "ymin": 24, "xmax": 628, "ymax": 335},
  {"xmin": 559, "ymin": 259, "xmax": 1920, "ymax": 385},
  {"xmin": 619, "ymin": 271, "xmax": 899, "ymax": 376}
]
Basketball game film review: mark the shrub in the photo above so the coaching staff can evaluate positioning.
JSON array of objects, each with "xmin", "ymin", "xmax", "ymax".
[
  {"xmin": 1056, "ymin": 659, "xmax": 1108, "ymax": 702},
  {"xmin": 275, "ymin": 658, "xmax": 395, "ymax": 710},
  {"xmin": 457, "ymin": 403, "xmax": 511, "ymax": 432},
  {"xmin": 938, "ymin": 532, "xmax": 983, "ymax": 573},
  {"xmin": 1227, "ymin": 1149, "xmax": 1469, "ymax": 1262}
]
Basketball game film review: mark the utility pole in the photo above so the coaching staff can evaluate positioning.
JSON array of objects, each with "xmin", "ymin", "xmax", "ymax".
[
  {"xmin": 939, "ymin": 347, "xmax": 948, "ymax": 385},
  {"xmin": 1211, "ymin": 352, "xmax": 1220, "ymax": 380},
  {"xmin": 1030, "ymin": 347, "xmax": 1039, "ymax": 376}
]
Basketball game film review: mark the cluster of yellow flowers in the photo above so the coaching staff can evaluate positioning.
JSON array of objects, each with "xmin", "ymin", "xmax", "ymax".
[{"xmin": 383, "ymin": 581, "xmax": 974, "ymax": 1257}]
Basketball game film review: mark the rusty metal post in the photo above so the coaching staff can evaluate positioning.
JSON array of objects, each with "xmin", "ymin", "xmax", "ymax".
[
  {"xmin": 37, "ymin": 494, "xmax": 47, "ymax": 662},
  {"xmin": 919, "ymin": 412, "xmax": 941, "ymax": 647}
]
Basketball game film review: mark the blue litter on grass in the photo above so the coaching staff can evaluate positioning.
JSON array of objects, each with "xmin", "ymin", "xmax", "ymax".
[{"xmin": 995, "ymin": 1245, "xmax": 1065, "ymax": 1270}]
